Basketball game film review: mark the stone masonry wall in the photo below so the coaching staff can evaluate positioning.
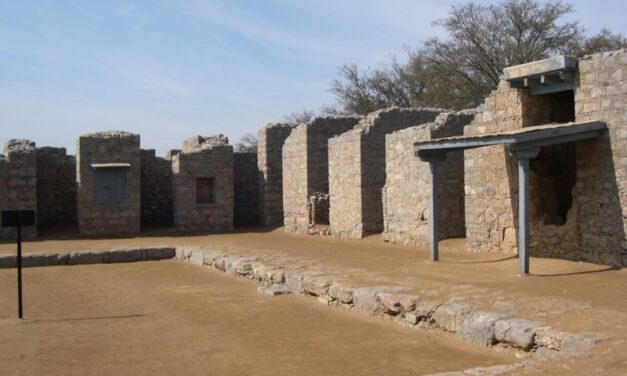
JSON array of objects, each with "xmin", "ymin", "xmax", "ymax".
[
  {"xmin": 0, "ymin": 139, "xmax": 37, "ymax": 240},
  {"xmin": 383, "ymin": 110, "xmax": 476, "ymax": 246},
  {"xmin": 172, "ymin": 135, "xmax": 234, "ymax": 233},
  {"xmin": 573, "ymin": 49, "xmax": 626, "ymax": 266},
  {"xmin": 329, "ymin": 107, "xmax": 443, "ymax": 239},
  {"xmin": 36, "ymin": 147, "xmax": 76, "ymax": 227},
  {"xmin": 140, "ymin": 149, "xmax": 173, "ymax": 225},
  {"xmin": 283, "ymin": 116, "xmax": 360, "ymax": 233},
  {"xmin": 258, "ymin": 122, "xmax": 296, "ymax": 226},
  {"xmin": 234, "ymin": 152, "xmax": 259, "ymax": 225},
  {"xmin": 464, "ymin": 81, "xmax": 553, "ymax": 254},
  {"xmin": 77, "ymin": 131, "xmax": 141, "ymax": 237}
]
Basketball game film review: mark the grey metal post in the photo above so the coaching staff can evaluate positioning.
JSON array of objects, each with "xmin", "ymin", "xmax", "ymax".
[
  {"xmin": 517, "ymin": 157, "xmax": 530, "ymax": 275},
  {"xmin": 429, "ymin": 161, "xmax": 439, "ymax": 262}
]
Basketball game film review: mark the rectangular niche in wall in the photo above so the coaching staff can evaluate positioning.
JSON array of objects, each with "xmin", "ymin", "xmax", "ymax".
[
  {"xmin": 92, "ymin": 164, "xmax": 129, "ymax": 206},
  {"xmin": 195, "ymin": 177, "xmax": 216, "ymax": 205}
]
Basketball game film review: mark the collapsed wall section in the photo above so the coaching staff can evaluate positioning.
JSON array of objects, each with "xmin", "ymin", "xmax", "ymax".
[
  {"xmin": 234, "ymin": 152, "xmax": 259, "ymax": 225},
  {"xmin": 258, "ymin": 122, "xmax": 296, "ymax": 226},
  {"xmin": 383, "ymin": 110, "xmax": 476, "ymax": 246},
  {"xmin": 0, "ymin": 139, "xmax": 37, "ymax": 239},
  {"xmin": 140, "ymin": 149, "xmax": 173, "ymax": 225},
  {"xmin": 77, "ymin": 131, "xmax": 141, "ymax": 237},
  {"xmin": 172, "ymin": 135, "xmax": 234, "ymax": 232},
  {"xmin": 36, "ymin": 147, "xmax": 76, "ymax": 227},
  {"xmin": 329, "ymin": 107, "xmax": 443, "ymax": 239},
  {"xmin": 282, "ymin": 116, "xmax": 360, "ymax": 233}
]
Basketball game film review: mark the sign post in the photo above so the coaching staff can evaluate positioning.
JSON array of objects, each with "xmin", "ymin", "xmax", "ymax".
[{"xmin": 1, "ymin": 210, "xmax": 35, "ymax": 319}]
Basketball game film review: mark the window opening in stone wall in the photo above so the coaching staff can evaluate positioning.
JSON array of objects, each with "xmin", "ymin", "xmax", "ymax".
[
  {"xmin": 195, "ymin": 177, "xmax": 216, "ymax": 205},
  {"xmin": 93, "ymin": 167, "xmax": 128, "ymax": 206},
  {"xmin": 526, "ymin": 90, "xmax": 575, "ymax": 126},
  {"xmin": 530, "ymin": 142, "xmax": 576, "ymax": 226}
]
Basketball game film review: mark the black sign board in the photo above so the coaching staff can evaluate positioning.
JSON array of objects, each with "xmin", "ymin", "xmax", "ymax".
[{"xmin": 2, "ymin": 210, "xmax": 36, "ymax": 228}]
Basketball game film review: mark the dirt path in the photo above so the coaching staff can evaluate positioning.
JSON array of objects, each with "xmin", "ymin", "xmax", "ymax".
[{"xmin": 0, "ymin": 261, "xmax": 514, "ymax": 376}]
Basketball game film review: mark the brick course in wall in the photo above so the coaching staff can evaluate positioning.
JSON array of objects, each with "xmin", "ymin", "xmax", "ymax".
[
  {"xmin": 36, "ymin": 147, "xmax": 76, "ymax": 227},
  {"xmin": 234, "ymin": 152, "xmax": 259, "ymax": 225},
  {"xmin": 383, "ymin": 110, "xmax": 476, "ymax": 246},
  {"xmin": 328, "ymin": 107, "xmax": 443, "ymax": 239},
  {"xmin": 0, "ymin": 139, "xmax": 37, "ymax": 240},
  {"xmin": 76, "ymin": 131, "xmax": 141, "ymax": 237},
  {"xmin": 258, "ymin": 122, "xmax": 296, "ymax": 227},
  {"xmin": 140, "ymin": 149, "xmax": 173, "ymax": 225},
  {"xmin": 282, "ymin": 116, "xmax": 360, "ymax": 233},
  {"xmin": 172, "ymin": 135, "xmax": 234, "ymax": 233}
]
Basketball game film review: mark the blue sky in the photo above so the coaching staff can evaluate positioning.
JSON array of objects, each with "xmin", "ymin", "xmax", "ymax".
[{"xmin": 1, "ymin": 1, "xmax": 625, "ymax": 155}]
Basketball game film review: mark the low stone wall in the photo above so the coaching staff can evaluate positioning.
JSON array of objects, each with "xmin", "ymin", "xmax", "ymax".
[
  {"xmin": 36, "ymin": 147, "xmax": 77, "ymax": 227},
  {"xmin": 234, "ymin": 152, "xmax": 260, "ymax": 225},
  {"xmin": 383, "ymin": 110, "xmax": 476, "ymax": 246},
  {"xmin": 172, "ymin": 135, "xmax": 234, "ymax": 233},
  {"xmin": 175, "ymin": 246, "xmax": 595, "ymax": 354},
  {"xmin": 77, "ymin": 131, "xmax": 141, "ymax": 237},
  {"xmin": 0, "ymin": 247, "xmax": 175, "ymax": 268},
  {"xmin": 140, "ymin": 149, "xmax": 173, "ymax": 225},
  {"xmin": 258, "ymin": 123, "xmax": 296, "ymax": 226},
  {"xmin": 282, "ymin": 116, "xmax": 360, "ymax": 233},
  {"xmin": 329, "ymin": 107, "xmax": 443, "ymax": 239},
  {"xmin": 0, "ymin": 139, "xmax": 37, "ymax": 240}
]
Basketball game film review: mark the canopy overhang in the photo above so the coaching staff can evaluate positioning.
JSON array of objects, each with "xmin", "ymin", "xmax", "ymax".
[
  {"xmin": 413, "ymin": 120, "xmax": 607, "ymax": 275},
  {"xmin": 503, "ymin": 55, "xmax": 578, "ymax": 96}
]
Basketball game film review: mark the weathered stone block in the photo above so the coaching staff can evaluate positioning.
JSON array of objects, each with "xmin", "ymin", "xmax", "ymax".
[
  {"xmin": 457, "ymin": 311, "xmax": 507, "ymax": 346},
  {"xmin": 432, "ymin": 301, "xmax": 474, "ymax": 332},
  {"xmin": 494, "ymin": 318, "xmax": 540, "ymax": 350}
]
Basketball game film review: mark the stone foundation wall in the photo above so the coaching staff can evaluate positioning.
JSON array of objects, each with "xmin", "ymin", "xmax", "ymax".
[
  {"xmin": 258, "ymin": 122, "xmax": 296, "ymax": 226},
  {"xmin": 0, "ymin": 139, "xmax": 37, "ymax": 239},
  {"xmin": 172, "ymin": 135, "xmax": 234, "ymax": 232},
  {"xmin": 383, "ymin": 110, "xmax": 476, "ymax": 246},
  {"xmin": 573, "ymin": 49, "xmax": 626, "ymax": 266},
  {"xmin": 77, "ymin": 131, "xmax": 141, "ymax": 237},
  {"xmin": 140, "ymin": 149, "xmax": 173, "ymax": 225},
  {"xmin": 329, "ymin": 107, "xmax": 443, "ymax": 239},
  {"xmin": 234, "ymin": 152, "xmax": 259, "ymax": 225},
  {"xmin": 36, "ymin": 147, "xmax": 76, "ymax": 227},
  {"xmin": 283, "ymin": 116, "xmax": 360, "ymax": 233}
]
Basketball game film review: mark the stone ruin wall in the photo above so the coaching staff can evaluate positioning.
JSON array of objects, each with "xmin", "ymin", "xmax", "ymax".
[
  {"xmin": 328, "ymin": 107, "xmax": 443, "ymax": 239},
  {"xmin": 382, "ymin": 110, "xmax": 476, "ymax": 246},
  {"xmin": 0, "ymin": 139, "xmax": 37, "ymax": 240},
  {"xmin": 463, "ymin": 80, "xmax": 554, "ymax": 254},
  {"xmin": 282, "ymin": 116, "xmax": 360, "ymax": 234},
  {"xmin": 172, "ymin": 135, "xmax": 234, "ymax": 233},
  {"xmin": 573, "ymin": 49, "xmax": 626, "ymax": 266},
  {"xmin": 76, "ymin": 131, "xmax": 141, "ymax": 237},
  {"xmin": 234, "ymin": 152, "xmax": 260, "ymax": 225},
  {"xmin": 140, "ymin": 149, "xmax": 173, "ymax": 226},
  {"xmin": 465, "ymin": 49, "xmax": 626, "ymax": 267},
  {"xmin": 36, "ymin": 147, "xmax": 76, "ymax": 227},
  {"xmin": 258, "ymin": 123, "xmax": 295, "ymax": 226}
]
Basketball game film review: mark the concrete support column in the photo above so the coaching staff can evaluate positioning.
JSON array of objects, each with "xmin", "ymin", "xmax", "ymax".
[
  {"xmin": 511, "ymin": 147, "xmax": 540, "ymax": 275},
  {"xmin": 418, "ymin": 152, "xmax": 447, "ymax": 262}
]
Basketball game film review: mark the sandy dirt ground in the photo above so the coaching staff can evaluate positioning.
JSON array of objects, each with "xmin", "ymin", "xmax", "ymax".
[
  {"xmin": 0, "ymin": 226, "xmax": 626, "ymax": 374},
  {"xmin": 0, "ymin": 261, "xmax": 515, "ymax": 376}
]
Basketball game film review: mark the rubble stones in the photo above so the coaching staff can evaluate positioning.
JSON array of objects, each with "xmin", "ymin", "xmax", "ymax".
[
  {"xmin": 494, "ymin": 319, "xmax": 540, "ymax": 350},
  {"xmin": 257, "ymin": 283, "xmax": 291, "ymax": 296},
  {"xmin": 433, "ymin": 301, "xmax": 475, "ymax": 332},
  {"xmin": 303, "ymin": 274, "xmax": 331, "ymax": 296},
  {"xmin": 328, "ymin": 282, "xmax": 353, "ymax": 304},
  {"xmin": 457, "ymin": 311, "xmax": 508, "ymax": 346}
]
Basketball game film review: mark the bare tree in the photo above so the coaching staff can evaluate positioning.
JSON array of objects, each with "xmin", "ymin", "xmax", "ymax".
[
  {"xmin": 284, "ymin": 109, "xmax": 316, "ymax": 124},
  {"xmin": 235, "ymin": 133, "xmax": 258, "ymax": 153},
  {"xmin": 328, "ymin": 0, "xmax": 625, "ymax": 114}
]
